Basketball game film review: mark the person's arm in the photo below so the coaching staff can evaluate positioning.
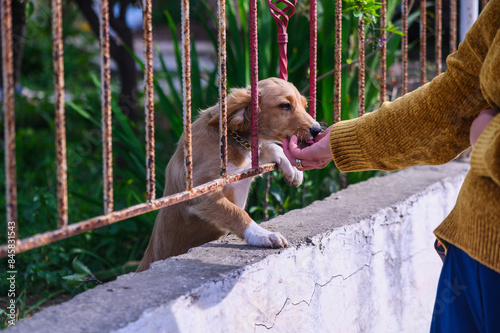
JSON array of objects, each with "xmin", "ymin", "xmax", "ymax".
[{"xmin": 328, "ymin": 0, "xmax": 500, "ymax": 172}]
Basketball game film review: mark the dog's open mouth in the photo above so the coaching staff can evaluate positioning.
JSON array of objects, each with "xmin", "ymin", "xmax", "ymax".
[{"xmin": 297, "ymin": 139, "xmax": 315, "ymax": 149}]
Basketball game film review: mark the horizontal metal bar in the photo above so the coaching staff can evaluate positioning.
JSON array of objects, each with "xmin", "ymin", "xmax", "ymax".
[{"xmin": 0, "ymin": 164, "xmax": 278, "ymax": 258}]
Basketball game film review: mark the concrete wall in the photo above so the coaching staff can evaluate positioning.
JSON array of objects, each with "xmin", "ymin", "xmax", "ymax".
[{"xmin": 8, "ymin": 162, "xmax": 469, "ymax": 333}]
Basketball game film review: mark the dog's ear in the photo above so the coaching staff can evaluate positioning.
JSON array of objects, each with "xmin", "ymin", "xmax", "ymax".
[{"xmin": 207, "ymin": 87, "xmax": 252, "ymax": 131}]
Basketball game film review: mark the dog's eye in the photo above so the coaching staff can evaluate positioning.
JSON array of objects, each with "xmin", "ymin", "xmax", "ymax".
[{"xmin": 279, "ymin": 103, "xmax": 292, "ymax": 110}]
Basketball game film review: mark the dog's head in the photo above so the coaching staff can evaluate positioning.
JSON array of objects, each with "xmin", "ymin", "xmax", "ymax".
[{"xmin": 208, "ymin": 77, "xmax": 322, "ymax": 146}]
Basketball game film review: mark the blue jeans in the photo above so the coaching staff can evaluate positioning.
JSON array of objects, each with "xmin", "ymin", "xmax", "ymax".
[{"xmin": 430, "ymin": 245, "xmax": 500, "ymax": 332}]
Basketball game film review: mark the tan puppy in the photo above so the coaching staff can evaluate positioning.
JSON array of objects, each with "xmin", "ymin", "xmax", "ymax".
[{"xmin": 137, "ymin": 78, "xmax": 321, "ymax": 272}]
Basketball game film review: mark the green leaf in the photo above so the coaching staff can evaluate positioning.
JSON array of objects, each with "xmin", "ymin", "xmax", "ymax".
[
  {"xmin": 62, "ymin": 273, "xmax": 87, "ymax": 285},
  {"xmin": 72, "ymin": 257, "xmax": 93, "ymax": 276}
]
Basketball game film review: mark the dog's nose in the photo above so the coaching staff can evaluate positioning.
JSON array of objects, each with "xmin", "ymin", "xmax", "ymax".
[{"xmin": 310, "ymin": 125, "xmax": 322, "ymax": 138}]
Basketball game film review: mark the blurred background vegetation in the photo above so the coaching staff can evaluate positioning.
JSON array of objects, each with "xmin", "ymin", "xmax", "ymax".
[{"xmin": 0, "ymin": 0, "xmax": 418, "ymax": 322}]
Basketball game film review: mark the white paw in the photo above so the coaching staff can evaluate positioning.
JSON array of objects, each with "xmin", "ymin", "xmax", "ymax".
[
  {"xmin": 281, "ymin": 164, "xmax": 303, "ymax": 187},
  {"xmin": 243, "ymin": 221, "xmax": 289, "ymax": 248},
  {"xmin": 260, "ymin": 143, "xmax": 303, "ymax": 187}
]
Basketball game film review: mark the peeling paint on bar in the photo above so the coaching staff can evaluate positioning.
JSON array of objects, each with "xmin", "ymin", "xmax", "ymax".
[
  {"xmin": 380, "ymin": 0, "xmax": 387, "ymax": 103},
  {"xmin": 266, "ymin": 0, "xmax": 296, "ymax": 81},
  {"xmin": 0, "ymin": 164, "xmax": 278, "ymax": 258},
  {"xmin": 334, "ymin": 0, "xmax": 342, "ymax": 123},
  {"xmin": 218, "ymin": 0, "xmax": 228, "ymax": 178},
  {"xmin": 2, "ymin": 0, "xmax": 18, "ymax": 239},
  {"xmin": 53, "ymin": 0, "xmax": 68, "ymax": 229},
  {"xmin": 182, "ymin": 0, "xmax": 193, "ymax": 191},
  {"xmin": 144, "ymin": 0, "xmax": 156, "ymax": 202},
  {"xmin": 358, "ymin": 19, "xmax": 365, "ymax": 117},
  {"xmin": 402, "ymin": 0, "xmax": 408, "ymax": 95},
  {"xmin": 309, "ymin": 0, "xmax": 317, "ymax": 119},
  {"xmin": 100, "ymin": 0, "xmax": 114, "ymax": 214},
  {"xmin": 250, "ymin": 0, "xmax": 259, "ymax": 170},
  {"xmin": 420, "ymin": 0, "xmax": 427, "ymax": 85}
]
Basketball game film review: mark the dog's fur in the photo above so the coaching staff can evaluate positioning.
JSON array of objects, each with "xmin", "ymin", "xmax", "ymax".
[{"xmin": 137, "ymin": 78, "xmax": 321, "ymax": 272}]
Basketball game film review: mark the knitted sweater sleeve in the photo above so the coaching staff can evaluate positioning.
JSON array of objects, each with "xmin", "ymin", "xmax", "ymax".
[
  {"xmin": 469, "ymin": 27, "xmax": 500, "ymax": 187},
  {"xmin": 329, "ymin": 0, "xmax": 500, "ymax": 172}
]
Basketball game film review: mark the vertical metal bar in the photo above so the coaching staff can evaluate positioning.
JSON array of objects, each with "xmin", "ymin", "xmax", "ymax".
[
  {"xmin": 334, "ymin": 0, "xmax": 342, "ymax": 123},
  {"xmin": 309, "ymin": 0, "xmax": 317, "ymax": 119},
  {"xmin": 250, "ymin": 0, "xmax": 259, "ymax": 170},
  {"xmin": 380, "ymin": 0, "xmax": 387, "ymax": 103},
  {"xmin": 99, "ymin": 0, "xmax": 113, "ymax": 214},
  {"xmin": 420, "ymin": 0, "xmax": 427, "ymax": 85},
  {"xmin": 266, "ymin": 0, "xmax": 296, "ymax": 81},
  {"xmin": 52, "ymin": 0, "xmax": 68, "ymax": 228},
  {"xmin": 181, "ymin": 0, "xmax": 193, "ymax": 190},
  {"xmin": 449, "ymin": 0, "xmax": 457, "ymax": 53},
  {"xmin": 358, "ymin": 19, "xmax": 365, "ymax": 117},
  {"xmin": 218, "ymin": 0, "xmax": 228, "ymax": 178},
  {"xmin": 435, "ymin": 0, "xmax": 442, "ymax": 76},
  {"xmin": 2, "ymin": 0, "xmax": 18, "ymax": 237},
  {"xmin": 402, "ymin": 0, "xmax": 408, "ymax": 94},
  {"xmin": 143, "ymin": 0, "xmax": 155, "ymax": 201}
]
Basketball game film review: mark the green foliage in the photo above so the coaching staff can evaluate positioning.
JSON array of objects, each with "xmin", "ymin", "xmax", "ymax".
[
  {"xmin": 62, "ymin": 258, "xmax": 102, "ymax": 288},
  {"xmin": 344, "ymin": 0, "xmax": 381, "ymax": 24}
]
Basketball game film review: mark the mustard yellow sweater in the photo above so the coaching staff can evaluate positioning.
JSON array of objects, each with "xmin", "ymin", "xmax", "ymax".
[{"xmin": 330, "ymin": 0, "xmax": 500, "ymax": 273}]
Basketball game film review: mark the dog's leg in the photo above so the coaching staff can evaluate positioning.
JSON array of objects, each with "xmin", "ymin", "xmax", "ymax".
[
  {"xmin": 260, "ymin": 143, "xmax": 303, "ymax": 187},
  {"xmin": 189, "ymin": 189, "xmax": 288, "ymax": 248}
]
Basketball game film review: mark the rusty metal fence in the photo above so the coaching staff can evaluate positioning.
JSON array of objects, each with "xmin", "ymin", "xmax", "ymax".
[{"xmin": 0, "ymin": 0, "xmax": 482, "ymax": 257}]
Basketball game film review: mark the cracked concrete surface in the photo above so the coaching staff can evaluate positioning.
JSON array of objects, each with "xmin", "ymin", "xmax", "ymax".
[{"xmin": 7, "ymin": 162, "xmax": 469, "ymax": 333}]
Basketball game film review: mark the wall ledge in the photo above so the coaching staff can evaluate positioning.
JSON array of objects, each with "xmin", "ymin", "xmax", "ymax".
[{"xmin": 8, "ymin": 162, "xmax": 470, "ymax": 332}]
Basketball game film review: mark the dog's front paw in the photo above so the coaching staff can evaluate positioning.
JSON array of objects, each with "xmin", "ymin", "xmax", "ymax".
[
  {"xmin": 282, "ymin": 166, "xmax": 303, "ymax": 187},
  {"xmin": 243, "ymin": 221, "xmax": 289, "ymax": 248},
  {"xmin": 260, "ymin": 143, "xmax": 303, "ymax": 187}
]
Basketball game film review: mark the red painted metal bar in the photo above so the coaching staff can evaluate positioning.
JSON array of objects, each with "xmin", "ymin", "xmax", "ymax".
[
  {"xmin": 334, "ymin": 0, "xmax": 342, "ymax": 123},
  {"xmin": 250, "ymin": 0, "xmax": 259, "ymax": 169},
  {"xmin": 2, "ymin": 0, "xmax": 17, "ymax": 237},
  {"xmin": 380, "ymin": 0, "xmax": 387, "ymax": 103},
  {"xmin": 52, "ymin": 0, "xmax": 68, "ymax": 228},
  {"xmin": 309, "ymin": 0, "xmax": 317, "ymax": 119},
  {"xmin": 100, "ymin": 0, "xmax": 114, "ymax": 214},
  {"xmin": 218, "ymin": 0, "xmax": 228, "ymax": 178},
  {"xmin": 181, "ymin": 0, "xmax": 193, "ymax": 190},
  {"xmin": 450, "ymin": 0, "xmax": 457, "ymax": 53},
  {"xmin": 482, "ymin": 0, "xmax": 488, "ymax": 10},
  {"xmin": 402, "ymin": 0, "xmax": 408, "ymax": 95},
  {"xmin": 143, "ymin": 0, "xmax": 155, "ymax": 202},
  {"xmin": 420, "ymin": 0, "xmax": 427, "ymax": 85},
  {"xmin": 435, "ymin": 0, "xmax": 442, "ymax": 76},
  {"xmin": 266, "ymin": 0, "xmax": 296, "ymax": 81},
  {"xmin": 358, "ymin": 19, "xmax": 365, "ymax": 117},
  {"xmin": 0, "ymin": 164, "xmax": 278, "ymax": 258}
]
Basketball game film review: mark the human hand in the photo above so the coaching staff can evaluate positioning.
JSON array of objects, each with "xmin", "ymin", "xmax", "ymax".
[
  {"xmin": 282, "ymin": 124, "xmax": 334, "ymax": 170},
  {"xmin": 470, "ymin": 108, "xmax": 500, "ymax": 147}
]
